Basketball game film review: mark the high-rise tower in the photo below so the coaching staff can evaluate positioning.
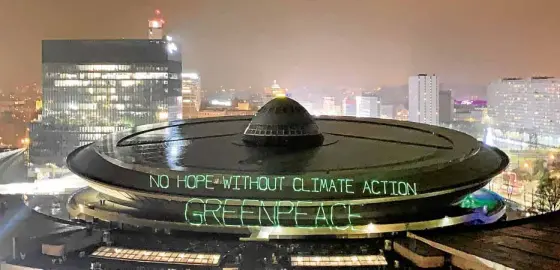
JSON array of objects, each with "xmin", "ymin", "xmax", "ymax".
[
  {"xmin": 356, "ymin": 92, "xmax": 381, "ymax": 118},
  {"xmin": 182, "ymin": 73, "xmax": 202, "ymax": 119},
  {"xmin": 408, "ymin": 74, "xmax": 439, "ymax": 125},
  {"xmin": 31, "ymin": 39, "xmax": 182, "ymax": 167},
  {"xmin": 342, "ymin": 95, "xmax": 356, "ymax": 117}
]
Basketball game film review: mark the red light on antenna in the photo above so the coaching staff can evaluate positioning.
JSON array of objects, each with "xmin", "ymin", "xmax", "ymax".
[{"xmin": 155, "ymin": 9, "xmax": 161, "ymax": 15}]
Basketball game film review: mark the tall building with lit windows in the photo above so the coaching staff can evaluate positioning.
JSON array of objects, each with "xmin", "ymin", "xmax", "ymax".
[
  {"xmin": 408, "ymin": 74, "xmax": 439, "ymax": 125},
  {"xmin": 322, "ymin": 96, "xmax": 337, "ymax": 116},
  {"xmin": 487, "ymin": 77, "xmax": 560, "ymax": 146},
  {"xmin": 181, "ymin": 73, "xmax": 201, "ymax": 119},
  {"xmin": 30, "ymin": 39, "xmax": 182, "ymax": 166},
  {"xmin": 342, "ymin": 96, "xmax": 356, "ymax": 117},
  {"xmin": 356, "ymin": 92, "xmax": 381, "ymax": 118}
]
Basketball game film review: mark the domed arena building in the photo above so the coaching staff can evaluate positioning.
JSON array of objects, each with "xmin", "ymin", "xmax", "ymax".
[{"xmin": 66, "ymin": 97, "xmax": 509, "ymax": 240}]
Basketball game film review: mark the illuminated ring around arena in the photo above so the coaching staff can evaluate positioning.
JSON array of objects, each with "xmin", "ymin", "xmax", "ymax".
[{"xmin": 66, "ymin": 97, "xmax": 509, "ymax": 238}]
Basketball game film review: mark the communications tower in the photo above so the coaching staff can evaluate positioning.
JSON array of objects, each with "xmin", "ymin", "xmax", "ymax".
[{"xmin": 148, "ymin": 9, "xmax": 165, "ymax": 40}]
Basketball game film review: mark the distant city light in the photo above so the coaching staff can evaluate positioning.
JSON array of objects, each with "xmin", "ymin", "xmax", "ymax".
[
  {"xmin": 210, "ymin": 100, "xmax": 232, "ymax": 107},
  {"xmin": 182, "ymin": 73, "xmax": 200, "ymax": 80},
  {"xmin": 484, "ymin": 127, "xmax": 495, "ymax": 146},
  {"xmin": 158, "ymin": 111, "xmax": 169, "ymax": 121}
]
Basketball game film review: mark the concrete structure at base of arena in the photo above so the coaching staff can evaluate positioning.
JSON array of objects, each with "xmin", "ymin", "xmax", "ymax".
[{"xmin": 66, "ymin": 97, "xmax": 509, "ymax": 239}]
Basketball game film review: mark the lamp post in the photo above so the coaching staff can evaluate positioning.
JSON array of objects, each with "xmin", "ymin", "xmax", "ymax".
[{"xmin": 20, "ymin": 138, "xmax": 29, "ymax": 148}]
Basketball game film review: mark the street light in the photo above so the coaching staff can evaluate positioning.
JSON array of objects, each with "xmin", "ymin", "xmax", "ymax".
[{"xmin": 21, "ymin": 138, "xmax": 30, "ymax": 146}]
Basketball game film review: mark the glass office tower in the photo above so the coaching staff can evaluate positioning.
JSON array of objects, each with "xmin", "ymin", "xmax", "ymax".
[{"xmin": 31, "ymin": 39, "xmax": 182, "ymax": 166}]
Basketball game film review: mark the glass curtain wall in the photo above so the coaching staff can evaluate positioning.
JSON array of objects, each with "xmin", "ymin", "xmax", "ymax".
[{"xmin": 42, "ymin": 63, "xmax": 176, "ymax": 145}]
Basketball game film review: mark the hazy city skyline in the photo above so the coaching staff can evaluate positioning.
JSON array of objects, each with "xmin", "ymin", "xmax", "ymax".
[{"xmin": 1, "ymin": 0, "xmax": 560, "ymax": 94}]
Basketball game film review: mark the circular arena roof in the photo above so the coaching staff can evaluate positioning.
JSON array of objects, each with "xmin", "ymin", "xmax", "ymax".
[{"xmin": 67, "ymin": 98, "xmax": 508, "ymax": 202}]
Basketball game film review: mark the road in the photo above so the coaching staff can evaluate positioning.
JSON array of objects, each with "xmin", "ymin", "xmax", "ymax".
[
  {"xmin": 488, "ymin": 178, "xmax": 540, "ymax": 210},
  {"xmin": 0, "ymin": 149, "xmax": 28, "ymax": 185}
]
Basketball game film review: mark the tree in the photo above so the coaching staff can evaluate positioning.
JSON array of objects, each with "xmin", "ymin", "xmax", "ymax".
[
  {"xmin": 511, "ymin": 167, "xmax": 532, "ymax": 182},
  {"xmin": 533, "ymin": 159, "xmax": 547, "ymax": 177},
  {"xmin": 535, "ymin": 176, "xmax": 560, "ymax": 213},
  {"xmin": 548, "ymin": 160, "xmax": 560, "ymax": 177}
]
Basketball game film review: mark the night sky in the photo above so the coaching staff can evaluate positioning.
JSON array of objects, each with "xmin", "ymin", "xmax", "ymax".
[{"xmin": 1, "ymin": 0, "xmax": 559, "ymax": 92}]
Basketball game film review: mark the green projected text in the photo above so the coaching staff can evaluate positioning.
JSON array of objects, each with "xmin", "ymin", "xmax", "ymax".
[
  {"xmin": 184, "ymin": 198, "xmax": 361, "ymax": 229},
  {"xmin": 149, "ymin": 174, "xmax": 418, "ymax": 196}
]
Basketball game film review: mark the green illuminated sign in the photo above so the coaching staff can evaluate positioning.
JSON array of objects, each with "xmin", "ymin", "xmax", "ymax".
[
  {"xmin": 149, "ymin": 174, "xmax": 418, "ymax": 196},
  {"xmin": 184, "ymin": 198, "xmax": 361, "ymax": 229},
  {"xmin": 148, "ymin": 174, "xmax": 419, "ymax": 228}
]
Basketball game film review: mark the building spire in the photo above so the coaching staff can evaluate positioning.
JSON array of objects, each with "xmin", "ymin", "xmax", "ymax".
[{"xmin": 148, "ymin": 9, "xmax": 165, "ymax": 40}]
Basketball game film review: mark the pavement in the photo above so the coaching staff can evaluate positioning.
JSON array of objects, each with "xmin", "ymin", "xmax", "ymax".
[{"xmin": 0, "ymin": 149, "xmax": 87, "ymax": 195}]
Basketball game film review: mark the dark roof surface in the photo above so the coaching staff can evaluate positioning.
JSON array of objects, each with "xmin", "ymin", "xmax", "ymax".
[
  {"xmin": 98, "ymin": 116, "xmax": 480, "ymax": 174},
  {"xmin": 415, "ymin": 211, "xmax": 560, "ymax": 270},
  {"xmin": 242, "ymin": 97, "xmax": 324, "ymax": 147},
  {"xmin": 248, "ymin": 97, "xmax": 316, "ymax": 127},
  {"xmin": 42, "ymin": 39, "xmax": 178, "ymax": 63}
]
